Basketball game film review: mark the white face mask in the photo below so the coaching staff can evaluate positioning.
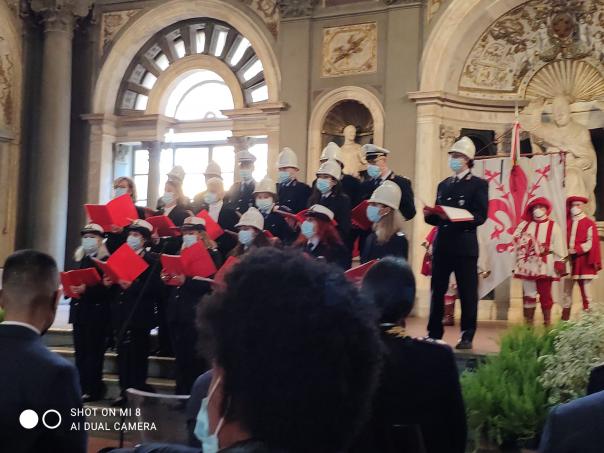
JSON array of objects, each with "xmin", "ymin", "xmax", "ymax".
[
  {"xmin": 114, "ymin": 187, "xmax": 128, "ymax": 198},
  {"xmin": 182, "ymin": 234, "xmax": 198, "ymax": 248},
  {"xmin": 533, "ymin": 207, "xmax": 546, "ymax": 220},
  {"xmin": 570, "ymin": 206, "xmax": 582, "ymax": 216},
  {"xmin": 162, "ymin": 192, "xmax": 175, "ymax": 205}
]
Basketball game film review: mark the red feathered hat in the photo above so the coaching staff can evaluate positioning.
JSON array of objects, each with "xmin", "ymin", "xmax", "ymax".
[
  {"xmin": 523, "ymin": 197, "xmax": 552, "ymax": 221},
  {"xmin": 566, "ymin": 195, "xmax": 588, "ymax": 206}
]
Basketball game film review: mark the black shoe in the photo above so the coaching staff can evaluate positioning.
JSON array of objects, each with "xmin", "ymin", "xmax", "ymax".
[
  {"xmin": 110, "ymin": 396, "xmax": 126, "ymax": 407},
  {"xmin": 455, "ymin": 339, "xmax": 473, "ymax": 350},
  {"xmin": 82, "ymin": 394, "xmax": 92, "ymax": 403}
]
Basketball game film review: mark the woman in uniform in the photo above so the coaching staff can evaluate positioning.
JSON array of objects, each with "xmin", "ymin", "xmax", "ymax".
[
  {"xmin": 230, "ymin": 207, "xmax": 272, "ymax": 257},
  {"xmin": 105, "ymin": 176, "xmax": 146, "ymax": 253},
  {"xmin": 254, "ymin": 176, "xmax": 297, "ymax": 245},
  {"xmin": 361, "ymin": 181, "xmax": 408, "ymax": 262}
]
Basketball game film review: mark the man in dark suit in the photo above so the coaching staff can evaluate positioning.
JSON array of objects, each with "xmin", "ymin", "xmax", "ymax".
[
  {"xmin": 0, "ymin": 250, "xmax": 87, "ymax": 453},
  {"xmin": 539, "ymin": 390, "xmax": 604, "ymax": 453},
  {"xmin": 226, "ymin": 149, "xmax": 257, "ymax": 214},
  {"xmin": 424, "ymin": 137, "xmax": 489, "ymax": 350}
]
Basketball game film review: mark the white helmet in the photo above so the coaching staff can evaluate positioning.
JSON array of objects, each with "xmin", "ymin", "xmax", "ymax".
[
  {"xmin": 204, "ymin": 160, "xmax": 222, "ymax": 178},
  {"xmin": 316, "ymin": 159, "xmax": 342, "ymax": 180},
  {"xmin": 235, "ymin": 207, "xmax": 264, "ymax": 231},
  {"xmin": 449, "ymin": 137, "xmax": 476, "ymax": 160},
  {"xmin": 278, "ymin": 147, "xmax": 299, "ymax": 169},
  {"xmin": 320, "ymin": 142, "xmax": 343, "ymax": 164},
  {"xmin": 81, "ymin": 223, "xmax": 104, "ymax": 236},
  {"xmin": 237, "ymin": 149, "xmax": 257, "ymax": 163},
  {"xmin": 306, "ymin": 204, "xmax": 335, "ymax": 222},
  {"xmin": 167, "ymin": 166, "xmax": 186, "ymax": 183},
  {"xmin": 369, "ymin": 180, "xmax": 401, "ymax": 210},
  {"xmin": 253, "ymin": 176, "xmax": 277, "ymax": 195}
]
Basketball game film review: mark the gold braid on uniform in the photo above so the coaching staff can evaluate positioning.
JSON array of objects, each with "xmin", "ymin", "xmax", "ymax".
[{"xmin": 385, "ymin": 325, "xmax": 407, "ymax": 339}]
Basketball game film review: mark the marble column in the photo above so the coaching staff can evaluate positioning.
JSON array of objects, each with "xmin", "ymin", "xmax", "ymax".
[
  {"xmin": 144, "ymin": 140, "xmax": 162, "ymax": 209},
  {"xmin": 30, "ymin": 0, "xmax": 92, "ymax": 267}
]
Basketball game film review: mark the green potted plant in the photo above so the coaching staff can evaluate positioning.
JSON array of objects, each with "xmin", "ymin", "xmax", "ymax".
[{"xmin": 461, "ymin": 325, "xmax": 557, "ymax": 452}]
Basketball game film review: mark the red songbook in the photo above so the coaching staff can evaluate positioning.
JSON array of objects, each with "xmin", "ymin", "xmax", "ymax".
[
  {"xmin": 213, "ymin": 256, "xmax": 240, "ymax": 286},
  {"xmin": 345, "ymin": 260, "xmax": 378, "ymax": 285},
  {"xmin": 143, "ymin": 207, "xmax": 158, "ymax": 219},
  {"xmin": 351, "ymin": 200, "xmax": 372, "ymax": 231},
  {"xmin": 93, "ymin": 244, "xmax": 149, "ymax": 284},
  {"xmin": 160, "ymin": 254, "xmax": 185, "ymax": 286},
  {"xmin": 263, "ymin": 230, "xmax": 275, "ymax": 239},
  {"xmin": 195, "ymin": 210, "xmax": 225, "ymax": 240},
  {"xmin": 85, "ymin": 194, "xmax": 138, "ymax": 231},
  {"xmin": 181, "ymin": 242, "xmax": 218, "ymax": 278},
  {"xmin": 146, "ymin": 215, "xmax": 180, "ymax": 237},
  {"xmin": 424, "ymin": 205, "xmax": 474, "ymax": 223},
  {"xmin": 60, "ymin": 268, "xmax": 101, "ymax": 299}
]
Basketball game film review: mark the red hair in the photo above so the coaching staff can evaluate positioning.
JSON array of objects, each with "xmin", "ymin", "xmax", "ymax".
[{"xmin": 295, "ymin": 218, "xmax": 344, "ymax": 247}]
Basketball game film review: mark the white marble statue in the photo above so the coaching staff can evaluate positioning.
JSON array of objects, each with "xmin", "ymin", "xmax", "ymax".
[
  {"xmin": 340, "ymin": 125, "xmax": 366, "ymax": 177},
  {"xmin": 520, "ymin": 95, "xmax": 597, "ymax": 215}
]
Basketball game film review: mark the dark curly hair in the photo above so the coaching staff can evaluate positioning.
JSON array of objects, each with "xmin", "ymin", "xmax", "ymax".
[{"xmin": 197, "ymin": 248, "xmax": 382, "ymax": 453}]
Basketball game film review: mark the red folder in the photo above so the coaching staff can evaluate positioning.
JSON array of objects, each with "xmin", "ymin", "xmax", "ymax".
[
  {"xmin": 195, "ymin": 210, "xmax": 225, "ymax": 240},
  {"xmin": 424, "ymin": 205, "xmax": 474, "ymax": 223},
  {"xmin": 143, "ymin": 207, "xmax": 158, "ymax": 219},
  {"xmin": 146, "ymin": 215, "xmax": 180, "ymax": 237},
  {"xmin": 93, "ymin": 244, "xmax": 149, "ymax": 283},
  {"xmin": 351, "ymin": 200, "xmax": 372, "ymax": 231},
  {"xmin": 160, "ymin": 254, "xmax": 186, "ymax": 286},
  {"xmin": 213, "ymin": 256, "xmax": 240, "ymax": 286},
  {"xmin": 181, "ymin": 242, "xmax": 218, "ymax": 278},
  {"xmin": 85, "ymin": 194, "xmax": 138, "ymax": 231},
  {"xmin": 60, "ymin": 268, "xmax": 101, "ymax": 299},
  {"xmin": 345, "ymin": 260, "xmax": 378, "ymax": 284}
]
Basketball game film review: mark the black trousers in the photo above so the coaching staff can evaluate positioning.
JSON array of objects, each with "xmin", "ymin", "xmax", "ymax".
[
  {"xmin": 157, "ymin": 293, "xmax": 173, "ymax": 356},
  {"xmin": 428, "ymin": 253, "xmax": 478, "ymax": 341},
  {"xmin": 169, "ymin": 320, "xmax": 208, "ymax": 395},
  {"xmin": 73, "ymin": 320, "xmax": 108, "ymax": 397},
  {"xmin": 116, "ymin": 328, "xmax": 151, "ymax": 395}
]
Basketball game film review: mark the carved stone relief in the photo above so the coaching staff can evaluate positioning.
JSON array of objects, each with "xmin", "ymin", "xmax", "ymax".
[
  {"xmin": 322, "ymin": 22, "xmax": 377, "ymax": 78},
  {"xmin": 99, "ymin": 9, "xmax": 139, "ymax": 55},
  {"xmin": 459, "ymin": 0, "xmax": 604, "ymax": 100},
  {"xmin": 241, "ymin": 0, "xmax": 279, "ymax": 37},
  {"xmin": 0, "ymin": 36, "xmax": 14, "ymax": 128},
  {"xmin": 278, "ymin": 0, "xmax": 317, "ymax": 18},
  {"xmin": 426, "ymin": 0, "xmax": 443, "ymax": 22},
  {"xmin": 439, "ymin": 125, "xmax": 458, "ymax": 152}
]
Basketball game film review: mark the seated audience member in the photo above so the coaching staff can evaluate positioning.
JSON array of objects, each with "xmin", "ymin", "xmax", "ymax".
[
  {"xmin": 294, "ymin": 204, "xmax": 349, "ymax": 269},
  {"xmin": 0, "ymin": 250, "xmax": 87, "ymax": 452},
  {"xmin": 116, "ymin": 248, "xmax": 382, "ymax": 453},
  {"xmin": 229, "ymin": 207, "xmax": 272, "ymax": 257},
  {"xmin": 186, "ymin": 371, "xmax": 214, "ymax": 447},
  {"xmin": 539, "ymin": 390, "xmax": 604, "ymax": 453},
  {"xmin": 352, "ymin": 257, "xmax": 467, "ymax": 453}
]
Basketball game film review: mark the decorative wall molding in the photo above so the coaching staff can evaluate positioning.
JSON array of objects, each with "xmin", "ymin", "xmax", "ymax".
[
  {"xmin": 277, "ymin": 0, "xmax": 317, "ymax": 18},
  {"xmin": 241, "ymin": 0, "xmax": 279, "ymax": 37},
  {"xmin": 30, "ymin": 0, "xmax": 93, "ymax": 33},
  {"xmin": 99, "ymin": 9, "xmax": 139, "ymax": 55},
  {"xmin": 0, "ymin": 35, "xmax": 14, "ymax": 128}
]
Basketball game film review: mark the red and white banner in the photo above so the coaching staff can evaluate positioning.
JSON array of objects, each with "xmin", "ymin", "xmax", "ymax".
[{"xmin": 473, "ymin": 152, "xmax": 566, "ymax": 298}]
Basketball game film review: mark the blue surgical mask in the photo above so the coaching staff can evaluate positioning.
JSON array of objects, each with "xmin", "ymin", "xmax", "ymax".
[
  {"xmin": 238, "ymin": 229, "xmax": 255, "ymax": 246},
  {"xmin": 127, "ymin": 235, "xmax": 143, "ymax": 251},
  {"xmin": 366, "ymin": 205, "xmax": 382, "ymax": 223},
  {"xmin": 82, "ymin": 237, "xmax": 99, "ymax": 255},
  {"xmin": 367, "ymin": 164, "xmax": 381, "ymax": 179},
  {"xmin": 255, "ymin": 198, "xmax": 273, "ymax": 213},
  {"xmin": 194, "ymin": 377, "xmax": 225, "ymax": 453},
  {"xmin": 162, "ymin": 192, "xmax": 175, "ymax": 205},
  {"xmin": 240, "ymin": 169, "xmax": 253, "ymax": 182},
  {"xmin": 278, "ymin": 171, "xmax": 291, "ymax": 184},
  {"xmin": 448, "ymin": 157, "xmax": 464, "ymax": 174},
  {"xmin": 316, "ymin": 178, "xmax": 332, "ymax": 194},
  {"xmin": 114, "ymin": 187, "xmax": 128, "ymax": 198},
  {"xmin": 182, "ymin": 234, "xmax": 198, "ymax": 249},
  {"xmin": 204, "ymin": 192, "xmax": 218, "ymax": 205},
  {"xmin": 301, "ymin": 220, "xmax": 315, "ymax": 239}
]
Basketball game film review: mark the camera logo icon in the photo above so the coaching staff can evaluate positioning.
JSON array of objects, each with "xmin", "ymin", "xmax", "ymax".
[{"xmin": 19, "ymin": 409, "xmax": 62, "ymax": 429}]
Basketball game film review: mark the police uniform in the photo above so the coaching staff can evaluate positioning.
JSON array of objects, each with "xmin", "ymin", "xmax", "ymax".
[
  {"xmin": 278, "ymin": 180, "xmax": 311, "ymax": 214},
  {"xmin": 360, "ymin": 172, "xmax": 416, "ymax": 221},
  {"xmin": 361, "ymin": 232, "xmax": 408, "ymax": 263},
  {"xmin": 298, "ymin": 205, "xmax": 350, "ymax": 269},
  {"xmin": 105, "ymin": 205, "xmax": 146, "ymax": 254},
  {"xmin": 226, "ymin": 180, "xmax": 256, "ymax": 215},
  {"xmin": 254, "ymin": 176, "xmax": 298, "ymax": 245},
  {"xmin": 425, "ymin": 138, "xmax": 488, "ymax": 347},
  {"xmin": 263, "ymin": 210, "xmax": 297, "ymax": 245}
]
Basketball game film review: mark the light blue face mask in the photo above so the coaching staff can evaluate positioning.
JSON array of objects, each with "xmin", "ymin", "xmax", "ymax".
[
  {"xmin": 255, "ymin": 198, "xmax": 273, "ymax": 213},
  {"xmin": 240, "ymin": 169, "xmax": 253, "ymax": 182},
  {"xmin": 182, "ymin": 234, "xmax": 198, "ymax": 249},
  {"xmin": 367, "ymin": 164, "xmax": 381, "ymax": 179},
  {"xmin": 366, "ymin": 205, "xmax": 382, "ymax": 223},
  {"xmin": 127, "ymin": 235, "xmax": 143, "ymax": 251},
  {"xmin": 82, "ymin": 237, "xmax": 99, "ymax": 255},
  {"xmin": 238, "ymin": 229, "xmax": 255, "ymax": 246},
  {"xmin": 278, "ymin": 171, "xmax": 291, "ymax": 184},
  {"xmin": 448, "ymin": 157, "xmax": 464, "ymax": 174},
  {"xmin": 114, "ymin": 187, "xmax": 128, "ymax": 198},
  {"xmin": 301, "ymin": 220, "xmax": 315, "ymax": 239},
  {"xmin": 162, "ymin": 192, "xmax": 175, "ymax": 205},
  {"xmin": 316, "ymin": 178, "xmax": 332, "ymax": 194},
  {"xmin": 204, "ymin": 192, "xmax": 218, "ymax": 205},
  {"xmin": 194, "ymin": 377, "xmax": 225, "ymax": 453}
]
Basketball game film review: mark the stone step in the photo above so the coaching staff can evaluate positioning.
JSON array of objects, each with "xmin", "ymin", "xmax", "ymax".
[
  {"xmin": 44, "ymin": 328, "xmax": 74, "ymax": 347},
  {"xmin": 102, "ymin": 374, "xmax": 175, "ymax": 400},
  {"xmin": 51, "ymin": 346, "xmax": 176, "ymax": 380}
]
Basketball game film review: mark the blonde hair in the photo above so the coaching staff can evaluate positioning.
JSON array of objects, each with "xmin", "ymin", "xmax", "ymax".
[
  {"xmin": 182, "ymin": 230, "xmax": 218, "ymax": 251},
  {"xmin": 206, "ymin": 177, "xmax": 225, "ymax": 200},
  {"xmin": 374, "ymin": 209, "xmax": 406, "ymax": 244},
  {"xmin": 165, "ymin": 180, "xmax": 188, "ymax": 206},
  {"xmin": 114, "ymin": 176, "xmax": 137, "ymax": 201}
]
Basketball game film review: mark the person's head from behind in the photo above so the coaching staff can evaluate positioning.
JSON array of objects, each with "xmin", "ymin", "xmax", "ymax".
[
  {"xmin": 0, "ymin": 250, "xmax": 60, "ymax": 334},
  {"xmin": 362, "ymin": 257, "xmax": 416, "ymax": 325},
  {"xmin": 196, "ymin": 248, "xmax": 381, "ymax": 453}
]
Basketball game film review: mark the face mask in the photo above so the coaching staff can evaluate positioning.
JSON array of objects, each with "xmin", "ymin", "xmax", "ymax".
[
  {"xmin": 571, "ymin": 206, "xmax": 582, "ymax": 216},
  {"xmin": 533, "ymin": 208, "xmax": 546, "ymax": 220},
  {"xmin": 316, "ymin": 178, "xmax": 332, "ymax": 194},
  {"xmin": 278, "ymin": 171, "xmax": 291, "ymax": 184},
  {"xmin": 367, "ymin": 164, "xmax": 381, "ymax": 179},
  {"xmin": 255, "ymin": 198, "xmax": 273, "ymax": 213},
  {"xmin": 238, "ymin": 229, "xmax": 255, "ymax": 246},
  {"xmin": 204, "ymin": 192, "xmax": 218, "ymax": 205},
  {"xmin": 194, "ymin": 377, "xmax": 225, "ymax": 453},
  {"xmin": 240, "ymin": 169, "xmax": 253, "ymax": 182},
  {"xmin": 114, "ymin": 187, "xmax": 128, "ymax": 198},
  {"xmin": 127, "ymin": 235, "xmax": 143, "ymax": 251},
  {"xmin": 366, "ymin": 205, "xmax": 382, "ymax": 223},
  {"xmin": 162, "ymin": 192, "xmax": 175, "ymax": 205},
  {"xmin": 448, "ymin": 157, "xmax": 464, "ymax": 173},
  {"xmin": 82, "ymin": 237, "xmax": 99, "ymax": 255},
  {"xmin": 182, "ymin": 234, "xmax": 198, "ymax": 248},
  {"xmin": 301, "ymin": 220, "xmax": 315, "ymax": 239}
]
